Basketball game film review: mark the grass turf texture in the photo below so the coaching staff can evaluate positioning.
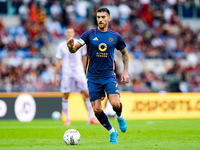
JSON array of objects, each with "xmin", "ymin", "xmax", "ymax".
[{"xmin": 0, "ymin": 119, "xmax": 200, "ymax": 150}]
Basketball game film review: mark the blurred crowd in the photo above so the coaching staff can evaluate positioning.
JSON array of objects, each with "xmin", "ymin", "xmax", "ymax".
[{"xmin": 1, "ymin": 0, "xmax": 200, "ymax": 93}]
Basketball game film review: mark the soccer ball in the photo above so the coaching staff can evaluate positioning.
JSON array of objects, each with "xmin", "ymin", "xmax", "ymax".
[
  {"xmin": 63, "ymin": 129, "xmax": 81, "ymax": 145},
  {"xmin": 51, "ymin": 111, "xmax": 61, "ymax": 121}
]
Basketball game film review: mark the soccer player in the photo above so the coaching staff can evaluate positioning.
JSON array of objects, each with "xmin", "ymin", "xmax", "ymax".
[
  {"xmin": 54, "ymin": 27, "xmax": 99, "ymax": 126},
  {"xmin": 67, "ymin": 7, "xmax": 129, "ymax": 144}
]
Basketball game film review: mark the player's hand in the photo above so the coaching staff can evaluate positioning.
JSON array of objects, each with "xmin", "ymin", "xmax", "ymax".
[
  {"xmin": 121, "ymin": 71, "xmax": 129, "ymax": 83},
  {"xmin": 54, "ymin": 76, "xmax": 59, "ymax": 86},
  {"xmin": 67, "ymin": 38, "xmax": 74, "ymax": 49}
]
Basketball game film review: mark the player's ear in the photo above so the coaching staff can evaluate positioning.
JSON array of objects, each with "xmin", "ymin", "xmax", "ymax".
[{"xmin": 108, "ymin": 16, "xmax": 111, "ymax": 21}]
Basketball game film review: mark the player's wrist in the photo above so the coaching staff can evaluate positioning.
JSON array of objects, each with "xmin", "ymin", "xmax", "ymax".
[
  {"xmin": 123, "ymin": 71, "xmax": 128, "ymax": 74},
  {"xmin": 69, "ymin": 47, "xmax": 75, "ymax": 53}
]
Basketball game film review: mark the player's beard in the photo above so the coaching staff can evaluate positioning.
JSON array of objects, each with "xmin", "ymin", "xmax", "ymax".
[{"xmin": 98, "ymin": 22, "xmax": 107, "ymax": 30}]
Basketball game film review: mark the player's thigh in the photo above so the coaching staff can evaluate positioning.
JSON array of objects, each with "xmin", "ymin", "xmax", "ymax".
[
  {"xmin": 108, "ymin": 94, "xmax": 120, "ymax": 108},
  {"xmin": 61, "ymin": 75, "xmax": 75, "ymax": 93},
  {"xmin": 87, "ymin": 81, "xmax": 105, "ymax": 102},
  {"xmin": 104, "ymin": 80, "xmax": 120, "ymax": 107}
]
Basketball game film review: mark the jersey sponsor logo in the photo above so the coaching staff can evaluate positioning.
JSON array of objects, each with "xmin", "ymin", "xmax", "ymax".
[
  {"xmin": 93, "ymin": 37, "xmax": 98, "ymax": 41},
  {"xmin": 96, "ymin": 52, "xmax": 108, "ymax": 57},
  {"xmin": 98, "ymin": 43, "xmax": 107, "ymax": 52},
  {"xmin": 109, "ymin": 37, "xmax": 114, "ymax": 42}
]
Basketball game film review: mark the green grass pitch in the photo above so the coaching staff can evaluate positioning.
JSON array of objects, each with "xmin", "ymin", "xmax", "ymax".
[{"xmin": 0, "ymin": 118, "xmax": 200, "ymax": 150}]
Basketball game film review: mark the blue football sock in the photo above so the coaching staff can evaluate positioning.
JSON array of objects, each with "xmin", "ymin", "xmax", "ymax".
[
  {"xmin": 113, "ymin": 102, "xmax": 122, "ymax": 117},
  {"xmin": 95, "ymin": 110, "xmax": 112, "ymax": 130}
]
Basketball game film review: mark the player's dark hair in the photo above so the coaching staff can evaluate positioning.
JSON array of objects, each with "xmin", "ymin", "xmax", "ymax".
[
  {"xmin": 66, "ymin": 26, "xmax": 74, "ymax": 30},
  {"xmin": 96, "ymin": 7, "xmax": 110, "ymax": 16}
]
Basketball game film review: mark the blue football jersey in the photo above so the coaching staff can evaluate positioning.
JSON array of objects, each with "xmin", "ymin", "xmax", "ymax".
[{"xmin": 78, "ymin": 28, "xmax": 126, "ymax": 82}]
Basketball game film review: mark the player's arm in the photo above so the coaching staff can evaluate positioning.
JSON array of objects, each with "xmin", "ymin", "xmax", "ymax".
[
  {"xmin": 82, "ymin": 55, "xmax": 87, "ymax": 70},
  {"xmin": 54, "ymin": 59, "xmax": 61, "ymax": 85},
  {"xmin": 81, "ymin": 45, "xmax": 87, "ymax": 70},
  {"xmin": 120, "ymin": 48, "xmax": 129, "ymax": 83},
  {"xmin": 67, "ymin": 38, "xmax": 83, "ymax": 53}
]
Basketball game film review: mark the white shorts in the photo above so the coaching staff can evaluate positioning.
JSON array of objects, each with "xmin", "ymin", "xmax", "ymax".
[{"xmin": 60, "ymin": 73, "xmax": 88, "ymax": 93}]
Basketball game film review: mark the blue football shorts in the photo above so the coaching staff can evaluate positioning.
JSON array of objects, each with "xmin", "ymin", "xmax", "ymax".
[{"xmin": 87, "ymin": 78, "xmax": 120, "ymax": 102}]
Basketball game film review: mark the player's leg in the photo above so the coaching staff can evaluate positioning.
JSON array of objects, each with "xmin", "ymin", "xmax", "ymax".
[
  {"xmin": 105, "ymin": 81, "xmax": 127, "ymax": 133},
  {"xmin": 62, "ymin": 93, "xmax": 70, "ymax": 126},
  {"xmin": 109, "ymin": 94, "xmax": 127, "ymax": 132},
  {"xmin": 88, "ymin": 81, "xmax": 118, "ymax": 143},
  {"xmin": 61, "ymin": 75, "xmax": 74, "ymax": 126},
  {"xmin": 81, "ymin": 90, "xmax": 99, "ymax": 124},
  {"xmin": 104, "ymin": 99, "xmax": 116, "ymax": 117},
  {"xmin": 91, "ymin": 99, "xmax": 118, "ymax": 144},
  {"xmin": 75, "ymin": 73, "xmax": 98, "ymax": 124}
]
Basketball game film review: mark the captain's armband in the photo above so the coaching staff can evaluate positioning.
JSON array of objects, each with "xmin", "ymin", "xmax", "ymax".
[{"xmin": 78, "ymin": 39, "xmax": 85, "ymax": 46}]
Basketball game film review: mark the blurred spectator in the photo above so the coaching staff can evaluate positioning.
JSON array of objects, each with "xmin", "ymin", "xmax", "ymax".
[
  {"xmin": 36, "ymin": 0, "xmax": 47, "ymax": 7},
  {"xmin": 163, "ymin": 5, "xmax": 174, "ymax": 22},
  {"xmin": 0, "ymin": 20, "xmax": 9, "ymax": 49},
  {"xmin": 4, "ymin": 77, "xmax": 12, "ymax": 92},
  {"xmin": 18, "ymin": 2, "xmax": 29, "ymax": 25},
  {"xmin": 74, "ymin": 0, "xmax": 89, "ymax": 25},
  {"xmin": 118, "ymin": 1, "xmax": 131, "ymax": 26},
  {"xmin": 61, "ymin": 2, "xmax": 70, "ymax": 27},
  {"xmin": 47, "ymin": 18, "xmax": 62, "ymax": 38},
  {"xmin": 37, "ymin": 6, "xmax": 46, "ymax": 25},
  {"xmin": 14, "ymin": 33, "xmax": 29, "ymax": 49},
  {"xmin": 7, "ymin": 53, "xmax": 22, "ymax": 68},
  {"xmin": 29, "ymin": 2, "xmax": 38, "ymax": 22},
  {"xmin": 33, "ymin": 73, "xmax": 44, "ymax": 92},
  {"xmin": 65, "ymin": 0, "xmax": 76, "ymax": 22},
  {"xmin": 50, "ymin": 1, "xmax": 62, "ymax": 21}
]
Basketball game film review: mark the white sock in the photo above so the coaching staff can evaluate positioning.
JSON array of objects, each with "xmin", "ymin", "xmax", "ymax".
[
  {"xmin": 108, "ymin": 127, "xmax": 115, "ymax": 134},
  {"xmin": 104, "ymin": 99, "xmax": 116, "ymax": 116},
  {"xmin": 84, "ymin": 98, "xmax": 94, "ymax": 119},
  {"xmin": 116, "ymin": 114, "xmax": 122, "ymax": 118},
  {"xmin": 62, "ymin": 98, "xmax": 69, "ymax": 120}
]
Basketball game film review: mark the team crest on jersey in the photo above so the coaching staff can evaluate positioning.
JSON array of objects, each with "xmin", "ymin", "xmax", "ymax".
[{"xmin": 109, "ymin": 37, "xmax": 114, "ymax": 42}]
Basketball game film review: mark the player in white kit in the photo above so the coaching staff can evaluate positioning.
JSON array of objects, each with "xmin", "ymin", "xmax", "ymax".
[{"xmin": 54, "ymin": 27, "xmax": 99, "ymax": 125}]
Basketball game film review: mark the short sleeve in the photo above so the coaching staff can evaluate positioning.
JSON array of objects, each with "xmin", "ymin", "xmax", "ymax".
[
  {"xmin": 78, "ymin": 30, "xmax": 91, "ymax": 45},
  {"xmin": 55, "ymin": 44, "xmax": 63, "ymax": 59},
  {"xmin": 115, "ymin": 34, "xmax": 126, "ymax": 51}
]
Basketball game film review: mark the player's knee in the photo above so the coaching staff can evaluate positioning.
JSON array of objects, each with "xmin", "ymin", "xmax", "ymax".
[
  {"xmin": 110, "ymin": 100, "xmax": 120, "ymax": 108},
  {"xmin": 63, "ymin": 93, "xmax": 70, "ymax": 99},
  {"xmin": 93, "ymin": 108, "xmax": 102, "ymax": 114}
]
